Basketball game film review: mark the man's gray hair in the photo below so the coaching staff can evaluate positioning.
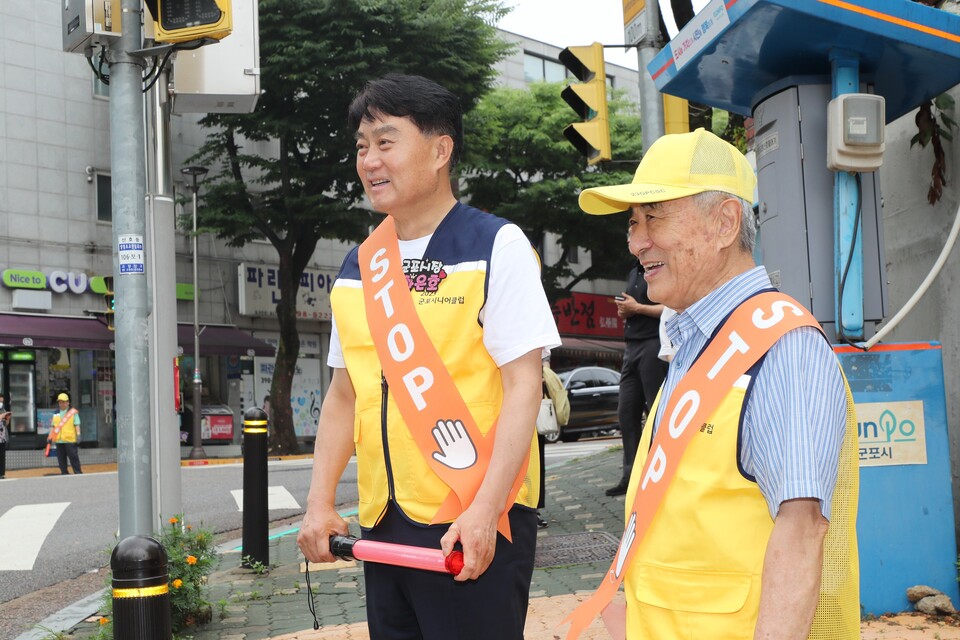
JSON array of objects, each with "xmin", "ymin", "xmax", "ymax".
[{"xmin": 693, "ymin": 191, "xmax": 756, "ymax": 254}]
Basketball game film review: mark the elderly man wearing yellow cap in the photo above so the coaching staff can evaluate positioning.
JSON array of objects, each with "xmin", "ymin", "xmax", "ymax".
[
  {"xmin": 50, "ymin": 392, "xmax": 83, "ymax": 475},
  {"xmin": 566, "ymin": 129, "xmax": 859, "ymax": 640}
]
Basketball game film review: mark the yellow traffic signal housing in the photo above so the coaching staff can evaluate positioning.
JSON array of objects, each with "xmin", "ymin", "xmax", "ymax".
[
  {"xmin": 146, "ymin": 0, "xmax": 233, "ymax": 44},
  {"xmin": 103, "ymin": 276, "xmax": 115, "ymax": 332},
  {"xmin": 559, "ymin": 43, "xmax": 612, "ymax": 166},
  {"xmin": 663, "ymin": 95, "xmax": 691, "ymax": 135}
]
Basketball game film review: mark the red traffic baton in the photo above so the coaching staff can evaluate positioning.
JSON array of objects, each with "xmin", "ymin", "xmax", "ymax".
[{"xmin": 329, "ymin": 535, "xmax": 464, "ymax": 575}]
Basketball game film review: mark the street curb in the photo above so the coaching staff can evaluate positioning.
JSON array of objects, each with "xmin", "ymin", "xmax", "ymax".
[
  {"xmin": 16, "ymin": 517, "xmax": 349, "ymax": 640},
  {"xmin": 14, "ymin": 588, "xmax": 107, "ymax": 640}
]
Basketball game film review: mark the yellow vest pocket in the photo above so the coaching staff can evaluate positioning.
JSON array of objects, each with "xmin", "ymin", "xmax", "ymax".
[{"xmin": 635, "ymin": 563, "xmax": 753, "ymax": 614}]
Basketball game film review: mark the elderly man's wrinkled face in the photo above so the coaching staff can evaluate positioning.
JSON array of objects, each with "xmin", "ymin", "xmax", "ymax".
[{"xmin": 627, "ymin": 195, "xmax": 729, "ymax": 312}]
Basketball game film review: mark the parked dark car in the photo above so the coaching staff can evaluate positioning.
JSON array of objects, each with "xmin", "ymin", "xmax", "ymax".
[{"xmin": 547, "ymin": 366, "xmax": 621, "ymax": 443}]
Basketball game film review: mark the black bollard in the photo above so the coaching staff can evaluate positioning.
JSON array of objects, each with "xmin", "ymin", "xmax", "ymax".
[
  {"xmin": 242, "ymin": 406, "xmax": 269, "ymax": 568},
  {"xmin": 111, "ymin": 535, "xmax": 172, "ymax": 640}
]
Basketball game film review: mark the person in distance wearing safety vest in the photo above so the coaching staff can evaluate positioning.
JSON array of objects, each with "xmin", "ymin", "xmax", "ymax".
[
  {"xmin": 563, "ymin": 129, "xmax": 859, "ymax": 640},
  {"xmin": 50, "ymin": 392, "xmax": 83, "ymax": 475},
  {"xmin": 297, "ymin": 74, "xmax": 561, "ymax": 640}
]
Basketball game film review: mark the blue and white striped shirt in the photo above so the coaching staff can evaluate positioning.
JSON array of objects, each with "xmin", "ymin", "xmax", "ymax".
[{"xmin": 654, "ymin": 266, "xmax": 846, "ymax": 520}]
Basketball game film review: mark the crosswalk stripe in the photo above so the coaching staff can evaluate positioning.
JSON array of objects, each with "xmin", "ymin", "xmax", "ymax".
[
  {"xmin": 0, "ymin": 502, "xmax": 71, "ymax": 571},
  {"xmin": 230, "ymin": 486, "xmax": 301, "ymax": 511}
]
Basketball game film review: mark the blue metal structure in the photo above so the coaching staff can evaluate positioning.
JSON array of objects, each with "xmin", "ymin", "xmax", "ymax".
[
  {"xmin": 837, "ymin": 343, "xmax": 959, "ymax": 615},
  {"xmin": 831, "ymin": 51, "xmax": 864, "ymax": 340},
  {"xmin": 647, "ymin": 0, "xmax": 960, "ymax": 121},
  {"xmin": 646, "ymin": 0, "xmax": 960, "ymax": 338},
  {"xmin": 644, "ymin": 0, "xmax": 960, "ymax": 616}
]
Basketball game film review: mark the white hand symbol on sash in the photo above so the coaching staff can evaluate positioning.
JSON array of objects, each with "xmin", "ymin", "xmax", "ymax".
[
  {"xmin": 431, "ymin": 419, "xmax": 478, "ymax": 470},
  {"xmin": 614, "ymin": 512, "xmax": 638, "ymax": 578}
]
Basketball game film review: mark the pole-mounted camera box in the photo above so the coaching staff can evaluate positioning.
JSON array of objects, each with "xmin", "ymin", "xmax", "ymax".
[
  {"xmin": 827, "ymin": 93, "xmax": 886, "ymax": 172},
  {"xmin": 171, "ymin": 0, "xmax": 260, "ymax": 114},
  {"xmin": 62, "ymin": 0, "xmax": 122, "ymax": 53}
]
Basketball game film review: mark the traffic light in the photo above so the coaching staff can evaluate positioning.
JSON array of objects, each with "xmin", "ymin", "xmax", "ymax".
[
  {"xmin": 663, "ymin": 95, "xmax": 691, "ymax": 135},
  {"xmin": 104, "ymin": 276, "xmax": 115, "ymax": 332},
  {"xmin": 144, "ymin": 0, "xmax": 233, "ymax": 44},
  {"xmin": 559, "ymin": 42, "xmax": 611, "ymax": 166}
]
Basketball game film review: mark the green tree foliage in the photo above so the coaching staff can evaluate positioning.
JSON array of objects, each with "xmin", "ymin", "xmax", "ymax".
[
  {"xmin": 187, "ymin": 0, "xmax": 512, "ymax": 453},
  {"xmin": 461, "ymin": 82, "xmax": 645, "ymax": 300}
]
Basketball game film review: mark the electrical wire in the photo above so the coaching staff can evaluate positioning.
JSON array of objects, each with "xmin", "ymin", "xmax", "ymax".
[
  {"xmin": 836, "ymin": 173, "xmax": 863, "ymax": 349},
  {"xmin": 89, "ymin": 38, "xmax": 214, "ymax": 94},
  {"xmin": 97, "ymin": 44, "xmax": 110, "ymax": 85},
  {"xmin": 304, "ymin": 562, "xmax": 321, "ymax": 630},
  {"xmin": 858, "ymin": 196, "xmax": 960, "ymax": 350},
  {"xmin": 142, "ymin": 47, "xmax": 175, "ymax": 94},
  {"xmin": 85, "ymin": 44, "xmax": 111, "ymax": 86},
  {"xmin": 140, "ymin": 54, "xmax": 161, "ymax": 86}
]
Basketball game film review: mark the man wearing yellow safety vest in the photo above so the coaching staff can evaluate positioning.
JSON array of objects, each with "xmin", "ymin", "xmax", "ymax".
[
  {"xmin": 297, "ymin": 74, "xmax": 560, "ymax": 639},
  {"xmin": 50, "ymin": 392, "xmax": 83, "ymax": 475},
  {"xmin": 564, "ymin": 129, "xmax": 859, "ymax": 640}
]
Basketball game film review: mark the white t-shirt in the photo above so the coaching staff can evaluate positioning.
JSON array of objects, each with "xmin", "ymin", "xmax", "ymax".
[{"xmin": 327, "ymin": 223, "xmax": 561, "ymax": 369}]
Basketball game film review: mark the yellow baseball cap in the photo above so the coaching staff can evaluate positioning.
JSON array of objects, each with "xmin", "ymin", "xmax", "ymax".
[
  {"xmin": 57, "ymin": 393, "xmax": 69, "ymax": 402},
  {"xmin": 578, "ymin": 128, "xmax": 756, "ymax": 215}
]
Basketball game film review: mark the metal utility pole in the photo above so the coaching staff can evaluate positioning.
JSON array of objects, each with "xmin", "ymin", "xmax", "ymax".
[
  {"xmin": 145, "ymin": 63, "xmax": 182, "ymax": 526},
  {"xmin": 110, "ymin": 0, "xmax": 153, "ymax": 538},
  {"xmin": 181, "ymin": 166, "xmax": 208, "ymax": 460},
  {"xmin": 637, "ymin": 0, "xmax": 665, "ymax": 152}
]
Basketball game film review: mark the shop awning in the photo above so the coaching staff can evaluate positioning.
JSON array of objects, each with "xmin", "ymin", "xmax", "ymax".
[
  {"xmin": 177, "ymin": 323, "xmax": 275, "ymax": 357},
  {"xmin": 0, "ymin": 313, "xmax": 114, "ymax": 350}
]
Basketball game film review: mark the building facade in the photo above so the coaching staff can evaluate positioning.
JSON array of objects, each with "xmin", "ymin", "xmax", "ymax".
[{"xmin": 0, "ymin": 2, "xmax": 638, "ymax": 451}]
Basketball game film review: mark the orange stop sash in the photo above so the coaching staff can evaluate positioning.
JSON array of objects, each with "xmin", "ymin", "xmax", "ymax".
[
  {"xmin": 563, "ymin": 291, "xmax": 823, "ymax": 638},
  {"xmin": 358, "ymin": 216, "xmax": 527, "ymax": 540}
]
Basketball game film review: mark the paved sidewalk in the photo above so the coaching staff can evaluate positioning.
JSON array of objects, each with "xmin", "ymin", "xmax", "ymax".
[
  {"xmin": 59, "ymin": 446, "xmax": 628, "ymax": 639},
  {"xmin": 53, "ymin": 446, "xmax": 960, "ymax": 639}
]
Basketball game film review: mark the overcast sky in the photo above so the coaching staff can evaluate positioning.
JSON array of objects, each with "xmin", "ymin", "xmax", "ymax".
[{"xmin": 496, "ymin": 0, "xmax": 712, "ymax": 72}]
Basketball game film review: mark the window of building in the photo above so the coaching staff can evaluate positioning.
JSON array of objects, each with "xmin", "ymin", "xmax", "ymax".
[
  {"xmin": 523, "ymin": 53, "xmax": 568, "ymax": 83},
  {"xmin": 96, "ymin": 174, "xmax": 112, "ymax": 222},
  {"xmin": 564, "ymin": 245, "xmax": 579, "ymax": 264},
  {"xmin": 523, "ymin": 52, "xmax": 617, "ymax": 90}
]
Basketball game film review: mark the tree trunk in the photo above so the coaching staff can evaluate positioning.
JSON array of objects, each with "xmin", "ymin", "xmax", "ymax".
[{"xmin": 268, "ymin": 252, "xmax": 302, "ymax": 455}]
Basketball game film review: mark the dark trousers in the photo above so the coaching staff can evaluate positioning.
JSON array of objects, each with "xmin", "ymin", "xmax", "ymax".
[
  {"xmin": 618, "ymin": 338, "xmax": 668, "ymax": 481},
  {"xmin": 0, "ymin": 442, "xmax": 6, "ymax": 477},
  {"xmin": 56, "ymin": 442, "xmax": 83, "ymax": 475},
  {"xmin": 362, "ymin": 502, "xmax": 537, "ymax": 640}
]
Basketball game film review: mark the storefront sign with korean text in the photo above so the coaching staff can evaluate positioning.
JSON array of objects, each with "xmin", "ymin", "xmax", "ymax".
[{"xmin": 237, "ymin": 262, "xmax": 338, "ymax": 321}]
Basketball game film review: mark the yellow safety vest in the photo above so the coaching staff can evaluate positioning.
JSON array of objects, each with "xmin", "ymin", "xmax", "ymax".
[
  {"xmin": 330, "ymin": 205, "xmax": 540, "ymax": 528},
  {"xmin": 623, "ymin": 372, "xmax": 860, "ymax": 639}
]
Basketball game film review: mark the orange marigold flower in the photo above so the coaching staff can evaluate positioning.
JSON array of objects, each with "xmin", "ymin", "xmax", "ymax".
[
  {"xmin": 186, "ymin": 555, "xmax": 197, "ymax": 565},
  {"xmin": 169, "ymin": 517, "xmax": 179, "ymax": 524},
  {"xmin": 186, "ymin": 525, "xmax": 192, "ymax": 531},
  {"xmin": 99, "ymin": 617, "xmax": 109, "ymax": 626}
]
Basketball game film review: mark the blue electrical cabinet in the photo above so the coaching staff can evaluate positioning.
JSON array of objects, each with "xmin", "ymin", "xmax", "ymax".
[{"xmin": 837, "ymin": 342, "xmax": 959, "ymax": 614}]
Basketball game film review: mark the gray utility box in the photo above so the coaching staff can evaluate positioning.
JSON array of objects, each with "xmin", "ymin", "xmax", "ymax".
[
  {"xmin": 753, "ymin": 82, "xmax": 888, "ymax": 342},
  {"xmin": 62, "ymin": 0, "xmax": 121, "ymax": 53},
  {"xmin": 171, "ymin": 0, "xmax": 260, "ymax": 114}
]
